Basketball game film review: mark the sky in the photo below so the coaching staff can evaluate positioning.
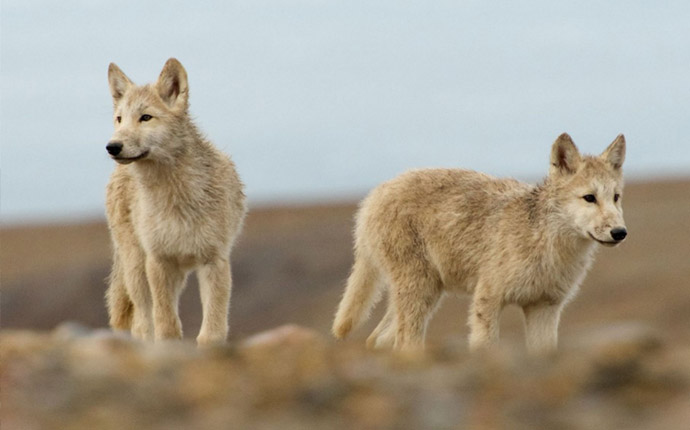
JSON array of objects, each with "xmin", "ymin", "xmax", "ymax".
[{"xmin": 1, "ymin": 1, "xmax": 689, "ymax": 223}]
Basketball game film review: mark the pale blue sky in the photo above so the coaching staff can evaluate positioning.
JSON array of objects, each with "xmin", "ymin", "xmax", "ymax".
[{"xmin": 2, "ymin": 1, "xmax": 689, "ymax": 223}]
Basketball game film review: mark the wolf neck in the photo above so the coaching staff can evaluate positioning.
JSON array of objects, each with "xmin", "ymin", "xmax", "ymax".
[
  {"xmin": 523, "ymin": 182, "xmax": 597, "ymax": 265},
  {"xmin": 130, "ymin": 121, "xmax": 210, "ymax": 196}
]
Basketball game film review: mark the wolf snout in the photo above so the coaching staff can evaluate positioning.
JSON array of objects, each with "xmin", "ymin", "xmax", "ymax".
[
  {"xmin": 106, "ymin": 141, "xmax": 123, "ymax": 156},
  {"xmin": 610, "ymin": 227, "xmax": 627, "ymax": 242}
]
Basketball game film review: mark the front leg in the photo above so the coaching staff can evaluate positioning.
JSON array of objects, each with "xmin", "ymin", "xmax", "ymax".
[
  {"xmin": 145, "ymin": 256, "xmax": 186, "ymax": 341},
  {"xmin": 522, "ymin": 302, "xmax": 563, "ymax": 355},
  {"xmin": 468, "ymin": 289, "xmax": 504, "ymax": 352},
  {"xmin": 120, "ymin": 246, "xmax": 154, "ymax": 340},
  {"xmin": 196, "ymin": 257, "xmax": 232, "ymax": 346}
]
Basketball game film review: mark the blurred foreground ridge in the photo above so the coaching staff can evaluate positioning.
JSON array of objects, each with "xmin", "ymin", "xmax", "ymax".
[{"xmin": 2, "ymin": 322, "xmax": 689, "ymax": 430}]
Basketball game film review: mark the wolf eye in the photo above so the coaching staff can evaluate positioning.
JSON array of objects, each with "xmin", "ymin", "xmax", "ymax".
[
  {"xmin": 614, "ymin": 193, "xmax": 620, "ymax": 202},
  {"xmin": 139, "ymin": 114, "xmax": 153, "ymax": 122},
  {"xmin": 583, "ymin": 194, "xmax": 597, "ymax": 203},
  {"xmin": 116, "ymin": 116, "xmax": 121, "ymax": 123}
]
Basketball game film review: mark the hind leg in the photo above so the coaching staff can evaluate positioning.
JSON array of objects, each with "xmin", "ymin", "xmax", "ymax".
[
  {"xmin": 366, "ymin": 295, "xmax": 397, "ymax": 349},
  {"xmin": 391, "ymin": 269, "xmax": 443, "ymax": 350}
]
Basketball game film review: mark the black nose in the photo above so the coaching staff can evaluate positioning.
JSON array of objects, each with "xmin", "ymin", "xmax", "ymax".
[
  {"xmin": 610, "ymin": 227, "xmax": 627, "ymax": 241},
  {"xmin": 106, "ymin": 142, "xmax": 123, "ymax": 156}
]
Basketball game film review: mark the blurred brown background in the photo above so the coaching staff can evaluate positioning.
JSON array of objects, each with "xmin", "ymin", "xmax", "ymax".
[{"xmin": 3, "ymin": 179, "xmax": 689, "ymax": 347}]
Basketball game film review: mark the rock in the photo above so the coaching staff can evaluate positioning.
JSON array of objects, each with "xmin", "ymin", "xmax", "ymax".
[
  {"xmin": 239, "ymin": 324, "xmax": 338, "ymax": 406},
  {"xmin": 240, "ymin": 324, "xmax": 324, "ymax": 348},
  {"xmin": 52, "ymin": 321, "xmax": 92, "ymax": 340},
  {"xmin": 1, "ymin": 323, "xmax": 689, "ymax": 430},
  {"xmin": 578, "ymin": 322, "xmax": 664, "ymax": 362}
]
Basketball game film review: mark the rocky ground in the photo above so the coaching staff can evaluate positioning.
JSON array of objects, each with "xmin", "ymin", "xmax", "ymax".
[
  {"xmin": 2, "ymin": 179, "xmax": 689, "ymax": 428},
  {"xmin": 3, "ymin": 322, "xmax": 689, "ymax": 430}
]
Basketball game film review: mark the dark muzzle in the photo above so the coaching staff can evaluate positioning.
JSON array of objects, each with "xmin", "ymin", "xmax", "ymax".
[
  {"xmin": 106, "ymin": 141, "xmax": 123, "ymax": 156},
  {"xmin": 610, "ymin": 227, "xmax": 627, "ymax": 241}
]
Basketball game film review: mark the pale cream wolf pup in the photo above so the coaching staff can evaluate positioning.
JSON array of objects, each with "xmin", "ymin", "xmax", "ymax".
[
  {"xmin": 105, "ymin": 58, "xmax": 246, "ymax": 345},
  {"xmin": 333, "ymin": 134, "xmax": 627, "ymax": 354}
]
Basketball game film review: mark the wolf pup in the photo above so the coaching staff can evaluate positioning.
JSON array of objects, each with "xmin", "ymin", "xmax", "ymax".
[
  {"xmin": 333, "ymin": 133, "xmax": 627, "ymax": 354},
  {"xmin": 104, "ymin": 58, "xmax": 247, "ymax": 345}
]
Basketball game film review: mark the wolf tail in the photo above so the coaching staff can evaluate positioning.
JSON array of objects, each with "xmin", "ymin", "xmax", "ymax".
[
  {"xmin": 105, "ymin": 253, "xmax": 133, "ymax": 330},
  {"xmin": 332, "ymin": 251, "xmax": 381, "ymax": 339}
]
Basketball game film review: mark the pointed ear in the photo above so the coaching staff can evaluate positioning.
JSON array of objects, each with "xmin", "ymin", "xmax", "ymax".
[
  {"xmin": 156, "ymin": 58, "xmax": 188, "ymax": 111},
  {"xmin": 601, "ymin": 134, "xmax": 626, "ymax": 169},
  {"xmin": 108, "ymin": 63, "xmax": 133, "ymax": 103},
  {"xmin": 550, "ymin": 133, "xmax": 581, "ymax": 175}
]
